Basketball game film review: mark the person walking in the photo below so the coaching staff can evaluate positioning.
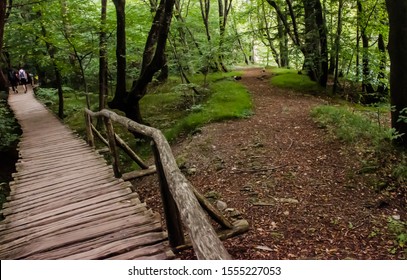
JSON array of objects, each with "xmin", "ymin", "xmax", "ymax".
[
  {"xmin": 18, "ymin": 67, "xmax": 28, "ymax": 93},
  {"xmin": 7, "ymin": 68, "xmax": 18, "ymax": 93}
]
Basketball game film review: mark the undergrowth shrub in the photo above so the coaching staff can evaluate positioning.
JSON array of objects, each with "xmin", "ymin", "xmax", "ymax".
[
  {"xmin": 311, "ymin": 105, "xmax": 407, "ymax": 188},
  {"xmin": 388, "ymin": 217, "xmax": 407, "ymax": 257},
  {"xmin": 311, "ymin": 105, "xmax": 395, "ymax": 146},
  {"xmin": 0, "ymin": 99, "xmax": 20, "ymax": 151}
]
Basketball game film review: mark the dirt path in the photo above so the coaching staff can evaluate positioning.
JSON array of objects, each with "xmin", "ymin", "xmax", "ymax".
[{"xmin": 137, "ymin": 68, "xmax": 405, "ymax": 259}]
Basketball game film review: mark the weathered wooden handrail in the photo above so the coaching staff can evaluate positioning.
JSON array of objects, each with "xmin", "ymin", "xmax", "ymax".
[{"xmin": 84, "ymin": 108, "xmax": 231, "ymax": 260}]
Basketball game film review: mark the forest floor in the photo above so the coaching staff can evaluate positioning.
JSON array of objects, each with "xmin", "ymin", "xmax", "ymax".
[{"xmin": 135, "ymin": 68, "xmax": 406, "ymax": 260}]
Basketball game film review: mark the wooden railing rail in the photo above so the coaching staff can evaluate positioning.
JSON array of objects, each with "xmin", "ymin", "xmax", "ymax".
[{"xmin": 84, "ymin": 108, "xmax": 232, "ymax": 260}]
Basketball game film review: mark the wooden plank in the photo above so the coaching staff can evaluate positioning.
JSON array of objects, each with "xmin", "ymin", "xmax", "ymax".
[
  {"xmin": 8, "ymin": 169, "xmax": 115, "ymax": 199},
  {"xmin": 19, "ymin": 146, "xmax": 90, "ymax": 159},
  {"xmin": 133, "ymin": 251, "xmax": 176, "ymax": 260},
  {"xmin": 15, "ymin": 152, "xmax": 105, "ymax": 169},
  {"xmin": 1, "ymin": 212, "xmax": 161, "ymax": 259},
  {"xmin": 12, "ymin": 164, "xmax": 112, "ymax": 184},
  {"xmin": 107, "ymin": 242, "xmax": 173, "ymax": 260},
  {"xmin": 121, "ymin": 165, "xmax": 157, "ymax": 181},
  {"xmin": 30, "ymin": 221, "xmax": 164, "ymax": 260},
  {"xmin": 2, "ymin": 188, "xmax": 134, "ymax": 229},
  {"xmin": 3, "ymin": 180, "xmax": 125, "ymax": 216},
  {"xmin": 19, "ymin": 149, "xmax": 99, "ymax": 162},
  {"xmin": 0, "ymin": 197, "xmax": 146, "ymax": 238},
  {"xmin": 18, "ymin": 145, "xmax": 94, "ymax": 159},
  {"xmin": 0, "ymin": 201, "xmax": 150, "ymax": 248},
  {"xmin": 14, "ymin": 157, "xmax": 105, "ymax": 177},
  {"xmin": 60, "ymin": 232, "xmax": 168, "ymax": 260},
  {"xmin": 19, "ymin": 137, "xmax": 87, "ymax": 148}
]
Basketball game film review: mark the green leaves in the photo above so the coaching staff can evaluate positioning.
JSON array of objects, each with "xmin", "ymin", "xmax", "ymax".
[{"xmin": 0, "ymin": 99, "xmax": 20, "ymax": 152}]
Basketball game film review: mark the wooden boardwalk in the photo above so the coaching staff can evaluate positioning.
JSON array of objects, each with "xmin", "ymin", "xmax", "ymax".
[{"xmin": 0, "ymin": 88, "xmax": 174, "ymax": 260}]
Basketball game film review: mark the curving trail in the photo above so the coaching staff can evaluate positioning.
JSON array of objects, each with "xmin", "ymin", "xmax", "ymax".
[{"xmin": 165, "ymin": 68, "xmax": 405, "ymax": 259}]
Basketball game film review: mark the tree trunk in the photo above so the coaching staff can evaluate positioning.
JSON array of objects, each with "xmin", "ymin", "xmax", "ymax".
[
  {"xmin": 385, "ymin": 0, "xmax": 407, "ymax": 146},
  {"xmin": 358, "ymin": 1, "xmax": 375, "ymax": 94},
  {"xmin": 376, "ymin": 33, "xmax": 388, "ymax": 96},
  {"xmin": 0, "ymin": 0, "xmax": 8, "ymax": 92},
  {"xmin": 38, "ymin": 11, "xmax": 64, "ymax": 119},
  {"xmin": 199, "ymin": 0, "xmax": 218, "ymax": 71},
  {"xmin": 112, "ymin": 0, "xmax": 175, "ymax": 125},
  {"xmin": 109, "ymin": 0, "xmax": 127, "ymax": 110},
  {"xmin": 99, "ymin": 0, "xmax": 108, "ymax": 114},
  {"xmin": 277, "ymin": 15, "xmax": 289, "ymax": 68},
  {"xmin": 356, "ymin": 3, "xmax": 360, "ymax": 82},
  {"xmin": 230, "ymin": 12, "xmax": 249, "ymax": 65},
  {"xmin": 315, "ymin": 0, "xmax": 328, "ymax": 87},
  {"xmin": 60, "ymin": 0, "xmax": 82, "ymax": 89},
  {"xmin": 303, "ymin": 0, "xmax": 319, "ymax": 81},
  {"xmin": 260, "ymin": 1, "xmax": 281, "ymax": 67},
  {"xmin": 217, "ymin": 0, "xmax": 231, "ymax": 72},
  {"xmin": 332, "ymin": 0, "xmax": 343, "ymax": 95}
]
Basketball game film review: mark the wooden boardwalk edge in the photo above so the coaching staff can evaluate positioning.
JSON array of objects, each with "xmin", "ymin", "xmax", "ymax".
[{"xmin": 0, "ymin": 90, "xmax": 174, "ymax": 260}]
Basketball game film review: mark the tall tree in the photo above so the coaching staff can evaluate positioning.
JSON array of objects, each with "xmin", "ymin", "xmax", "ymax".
[
  {"xmin": 302, "ymin": 0, "xmax": 328, "ymax": 87},
  {"xmin": 385, "ymin": 0, "xmax": 407, "ymax": 146},
  {"xmin": 111, "ymin": 0, "xmax": 127, "ymax": 108},
  {"xmin": 332, "ymin": 0, "xmax": 343, "ymax": 95},
  {"xmin": 357, "ymin": 0, "xmax": 376, "ymax": 94},
  {"xmin": 99, "ymin": 0, "xmax": 108, "ymax": 113},
  {"xmin": 217, "ymin": 0, "xmax": 232, "ymax": 72},
  {"xmin": 0, "ymin": 0, "xmax": 8, "ymax": 92},
  {"xmin": 109, "ymin": 0, "xmax": 176, "ymax": 124},
  {"xmin": 267, "ymin": 0, "xmax": 328, "ymax": 87},
  {"xmin": 38, "ymin": 10, "xmax": 64, "ymax": 119}
]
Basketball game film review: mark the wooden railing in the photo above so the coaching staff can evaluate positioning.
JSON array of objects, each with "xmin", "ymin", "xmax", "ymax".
[{"xmin": 84, "ymin": 108, "xmax": 248, "ymax": 260}]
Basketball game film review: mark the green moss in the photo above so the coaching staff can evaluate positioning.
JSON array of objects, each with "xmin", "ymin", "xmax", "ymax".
[
  {"xmin": 270, "ymin": 68, "xmax": 322, "ymax": 93},
  {"xmin": 164, "ymin": 76, "xmax": 252, "ymax": 141}
]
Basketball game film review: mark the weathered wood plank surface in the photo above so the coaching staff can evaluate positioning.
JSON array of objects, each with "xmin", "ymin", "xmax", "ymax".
[{"xmin": 0, "ymin": 90, "xmax": 174, "ymax": 260}]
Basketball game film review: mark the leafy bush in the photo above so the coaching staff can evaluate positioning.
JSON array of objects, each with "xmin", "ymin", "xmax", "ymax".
[
  {"xmin": 311, "ymin": 105, "xmax": 395, "ymax": 145},
  {"xmin": 0, "ymin": 99, "xmax": 20, "ymax": 151},
  {"xmin": 388, "ymin": 217, "xmax": 407, "ymax": 256},
  {"xmin": 311, "ymin": 105, "xmax": 407, "ymax": 190}
]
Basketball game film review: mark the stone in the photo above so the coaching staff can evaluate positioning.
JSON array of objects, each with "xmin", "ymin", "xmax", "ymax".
[
  {"xmin": 255, "ymin": 245, "xmax": 273, "ymax": 252},
  {"xmin": 186, "ymin": 167, "xmax": 197, "ymax": 175},
  {"xmin": 216, "ymin": 200, "xmax": 227, "ymax": 211},
  {"xmin": 275, "ymin": 198, "xmax": 299, "ymax": 204},
  {"xmin": 392, "ymin": 214, "xmax": 401, "ymax": 220}
]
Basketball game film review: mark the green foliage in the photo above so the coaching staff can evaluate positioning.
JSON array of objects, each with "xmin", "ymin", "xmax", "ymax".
[
  {"xmin": 311, "ymin": 104, "xmax": 407, "ymax": 192},
  {"xmin": 0, "ymin": 99, "xmax": 20, "ymax": 152},
  {"xmin": 270, "ymin": 68, "xmax": 323, "ymax": 93},
  {"xmin": 387, "ymin": 217, "xmax": 407, "ymax": 256},
  {"xmin": 397, "ymin": 107, "xmax": 407, "ymax": 124},
  {"xmin": 311, "ymin": 105, "xmax": 395, "ymax": 145},
  {"xmin": 392, "ymin": 154, "xmax": 407, "ymax": 186},
  {"xmin": 141, "ymin": 91, "xmax": 186, "ymax": 131}
]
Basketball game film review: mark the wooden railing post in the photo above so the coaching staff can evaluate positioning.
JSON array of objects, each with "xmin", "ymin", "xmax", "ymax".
[
  {"xmin": 151, "ymin": 141, "xmax": 185, "ymax": 247},
  {"xmin": 84, "ymin": 111, "xmax": 94, "ymax": 147},
  {"xmin": 104, "ymin": 117, "xmax": 121, "ymax": 178}
]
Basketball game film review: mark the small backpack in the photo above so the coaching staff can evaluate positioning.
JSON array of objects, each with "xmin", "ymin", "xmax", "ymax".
[{"xmin": 19, "ymin": 69, "xmax": 25, "ymax": 79}]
